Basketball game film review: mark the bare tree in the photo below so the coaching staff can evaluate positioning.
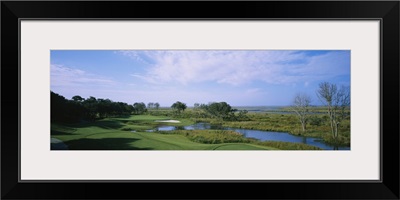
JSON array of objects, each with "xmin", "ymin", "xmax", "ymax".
[
  {"xmin": 317, "ymin": 82, "xmax": 350, "ymax": 139},
  {"xmin": 292, "ymin": 93, "xmax": 311, "ymax": 133},
  {"xmin": 338, "ymin": 86, "xmax": 350, "ymax": 121}
]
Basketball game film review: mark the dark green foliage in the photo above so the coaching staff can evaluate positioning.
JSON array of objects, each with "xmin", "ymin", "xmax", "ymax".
[
  {"xmin": 51, "ymin": 91, "xmax": 88, "ymax": 122},
  {"xmin": 72, "ymin": 95, "xmax": 84, "ymax": 102},
  {"xmin": 171, "ymin": 101, "xmax": 187, "ymax": 114},
  {"xmin": 133, "ymin": 102, "xmax": 147, "ymax": 114},
  {"xmin": 237, "ymin": 110, "xmax": 250, "ymax": 121},
  {"xmin": 147, "ymin": 102, "xmax": 160, "ymax": 109},
  {"xmin": 322, "ymin": 115, "xmax": 329, "ymax": 122},
  {"xmin": 201, "ymin": 102, "xmax": 237, "ymax": 120},
  {"xmin": 309, "ymin": 116, "xmax": 324, "ymax": 126},
  {"xmin": 51, "ymin": 91, "xmax": 134, "ymax": 123},
  {"xmin": 322, "ymin": 134, "xmax": 351, "ymax": 146},
  {"xmin": 51, "ymin": 91, "xmax": 66, "ymax": 122}
]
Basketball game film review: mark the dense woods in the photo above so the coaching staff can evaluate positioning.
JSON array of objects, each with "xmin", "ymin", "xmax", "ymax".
[{"xmin": 51, "ymin": 91, "xmax": 148, "ymax": 122}]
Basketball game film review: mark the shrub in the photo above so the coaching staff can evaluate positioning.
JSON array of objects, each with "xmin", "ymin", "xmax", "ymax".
[
  {"xmin": 256, "ymin": 141, "xmax": 322, "ymax": 150},
  {"xmin": 167, "ymin": 130, "xmax": 249, "ymax": 144},
  {"xmin": 309, "ymin": 116, "xmax": 323, "ymax": 126}
]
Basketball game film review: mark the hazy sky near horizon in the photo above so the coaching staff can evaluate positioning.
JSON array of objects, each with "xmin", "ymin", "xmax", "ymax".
[{"xmin": 50, "ymin": 50, "xmax": 350, "ymax": 107}]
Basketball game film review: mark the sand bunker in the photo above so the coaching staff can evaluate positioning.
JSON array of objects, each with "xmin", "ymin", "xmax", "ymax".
[{"xmin": 154, "ymin": 120, "xmax": 181, "ymax": 123}]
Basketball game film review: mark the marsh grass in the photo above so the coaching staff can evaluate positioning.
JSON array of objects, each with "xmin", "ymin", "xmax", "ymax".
[
  {"xmin": 162, "ymin": 129, "xmax": 321, "ymax": 150},
  {"xmin": 189, "ymin": 112, "xmax": 350, "ymax": 146},
  {"xmin": 255, "ymin": 141, "xmax": 322, "ymax": 150},
  {"xmin": 165, "ymin": 130, "xmax": 249, "ymax": 144}
]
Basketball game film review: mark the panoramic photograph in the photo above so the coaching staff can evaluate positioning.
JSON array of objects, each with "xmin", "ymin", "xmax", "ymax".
[{"xmin": 51, "ymin": 50, "xmax": 350, "ymax": 150}]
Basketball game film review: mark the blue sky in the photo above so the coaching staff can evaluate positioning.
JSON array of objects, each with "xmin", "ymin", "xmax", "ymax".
[{"xmin": 50, "ymin": 50, "xmax": 350, "ymax": 107}]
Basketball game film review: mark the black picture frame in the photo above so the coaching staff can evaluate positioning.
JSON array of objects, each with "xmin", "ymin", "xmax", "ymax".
[{"xmin": 2, "ymin": 1, "xmax": 399, "ymax": 199}]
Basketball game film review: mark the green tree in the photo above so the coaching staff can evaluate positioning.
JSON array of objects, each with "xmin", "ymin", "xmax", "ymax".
[
  {"xmin": 72, "ymin": 95, "xmax": 84, "ymax": 102},
  {"xmin": 171, "ymin": 101, "xmax": 187, "ymax": 114},
  {"xmin": 133, "ymin": 102, "xmax": 147, "ymax": 114},
  {"xmin": 83, "ymin": 96, "xmax": 98, "ymax": 121},
  {"xmin": 204, "ymin": 102, "xmax": 236, "ymax": 120},
  {"xmin": 97, "ymin": 98, "xmax": 112, "ymax": 118},
  {"xmin": 51, "ymin": 91, "xmax": 68, "ymax": 122},
  {"xmin": 51, "ymin": 91, "xmax": 134, "ymax": 122}
]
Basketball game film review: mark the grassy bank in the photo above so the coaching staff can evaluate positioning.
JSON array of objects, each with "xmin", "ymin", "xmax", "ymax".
[{"xmin": 163, "ymin": 130, "xmax": 321, "ymax": 150}]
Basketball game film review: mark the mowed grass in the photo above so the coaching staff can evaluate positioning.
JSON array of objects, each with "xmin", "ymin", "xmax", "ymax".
[{"xmin": 51, "ymin": 115, "xmax": 274, "ymax": 150}]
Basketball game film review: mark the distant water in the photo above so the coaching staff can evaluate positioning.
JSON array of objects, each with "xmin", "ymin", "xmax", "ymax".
[
  {"xmin": 232, "ymin": 106, "xmax": 326, "ymax": 115},
  {"xmin": 233, "ymin": 106, "xmax": 284, "ymax": 112}
]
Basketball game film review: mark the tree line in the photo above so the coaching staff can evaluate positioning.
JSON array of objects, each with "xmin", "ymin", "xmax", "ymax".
[
  {"xmin": 51, "ymin": 91, "xmax": 159, "ymax": 123},
  {"xmin": 51, "ymin": 90, "xmax": 246, "ymax": 123},
  {"xmin": 171, "ymin": 101, "xmax": 249, "ymax": 121}
]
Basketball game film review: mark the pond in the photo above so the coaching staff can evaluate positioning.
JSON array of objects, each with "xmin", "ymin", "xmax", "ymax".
[{"xmin": 148, "ymin": 123, "xmax": 350, "ymax": 150}]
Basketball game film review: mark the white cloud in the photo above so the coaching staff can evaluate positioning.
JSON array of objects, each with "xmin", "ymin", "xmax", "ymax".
[
  {"xmin": 118, "ymin": 50, "xmax": 350, "ymax": 86},
  {"xmin": 117, "ymin": 50, "xmax": 151, "ymax": 65},
  {"xmin": 51, "ymin": 64, "xmax": 115, "ymax": 87},
  {"xmin": 245, "ymin": 88, "xmax": 262, "ymax": 94},
  {"xmin": 130, "ymin": 73, "xmax": 160, "ymax": 84}
]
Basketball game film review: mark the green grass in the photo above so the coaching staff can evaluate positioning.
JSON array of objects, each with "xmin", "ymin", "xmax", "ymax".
[
  {"xmin": 52, "ymin": 127, "xmax": 274, "ymax": 150},
  {"xmin": 51, "ymin": 115, "xmax": 275, "ymax": 150},
  {"xmin": 51, "ymin": 112, "xmax": 345, "ymax": 150}
]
